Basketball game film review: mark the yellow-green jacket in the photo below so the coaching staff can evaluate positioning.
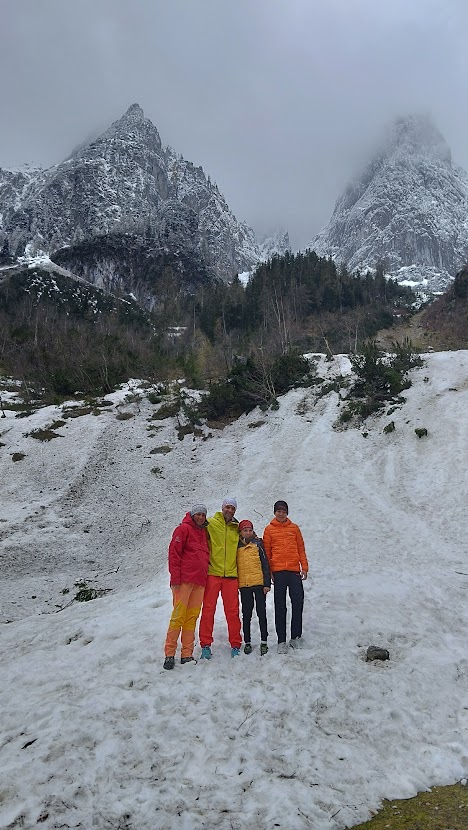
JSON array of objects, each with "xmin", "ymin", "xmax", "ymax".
[{"xmin": 207, "ymin": 512, "xmax": 239, "ymax": 577}]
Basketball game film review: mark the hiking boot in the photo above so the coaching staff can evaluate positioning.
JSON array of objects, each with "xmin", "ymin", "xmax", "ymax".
[
  {"xmin": 181, "ymin": 656, "xmax": 196, "ymax": 665},
  {"xmin": 200, "ymin": 646, "xmax": 212, "ymax": 660},
  {"xmin": 289, "ymin": 638, "xmax": 303, "ymax": 649},
  {"xmin": 243, "ymin": 643, "xmax": 253, "ymax": 655},
  {"xmin": 260, "ymin": 642, "xmax": 268, "ymax": 656},
  {"xmin": 231, "ymin": 647, "xmax": 240, "ymax": 657},
  {"xmin": 163, "ymin": 656, "xmax": 175, "ymax": 670},
  {"xmin": 277, "ymin": 642, "xmax": 288, "ymax": 654}
]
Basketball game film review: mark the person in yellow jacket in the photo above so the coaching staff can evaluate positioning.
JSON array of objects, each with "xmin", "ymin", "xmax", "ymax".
[
  {"xmin": 237, "ymin": 519, "xmax": 271, "ymax": 655},
  {"xmin": 263, "ymin": 500, "xmax": 308, "ymax": 654},
  {"xmin": 199, "ymin": 497, "xmax": 242, "ymax": 658}
]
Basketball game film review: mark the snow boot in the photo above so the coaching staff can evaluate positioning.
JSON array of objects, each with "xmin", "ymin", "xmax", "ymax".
[
  {"xmin": 260, "ymin": 642, "xmax": 268, "ymax": 656},
  {"xmin": 231, "ymin": 647, "xmax": 240, "ymax": 657},
  {"xmin": 243, "ymin": 643, "xmax": 253, "ymax": 655},
  {"xmin": 163, "ymin": 656, "xmax": 175, "ymax": 670},
  {"xmin": 200, "ymin": 646, "xmax": 212, "ymax": 660}
]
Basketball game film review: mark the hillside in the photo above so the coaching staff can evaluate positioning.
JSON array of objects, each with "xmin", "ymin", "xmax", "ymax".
[{"xmin": 1, "ymin": 352, "xmax": 467, "ymax": 829}]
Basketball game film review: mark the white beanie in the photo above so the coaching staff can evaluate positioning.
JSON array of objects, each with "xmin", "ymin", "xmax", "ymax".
[
  {"xmin": 222, "ymin": 497, "xmax": 237, "ymax": 509},
  {"xmin": 190, "ymin": 503, "xmax": 207, "ymax": 516}
]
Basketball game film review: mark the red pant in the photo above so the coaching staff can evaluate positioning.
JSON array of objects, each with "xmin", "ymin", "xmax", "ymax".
[
  {"xmin": 164, "ymin": 583, "xmax": 205, "ymax": 658},
  {"xmin": 199, "ymin": 575, "xmax": 242, "ymax": 649}
]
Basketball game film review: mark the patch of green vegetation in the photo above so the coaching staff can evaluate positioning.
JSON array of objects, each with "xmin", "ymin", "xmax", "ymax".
[
  {"xmin": 151, "ymin": 401, "xmax": 180, "ymax": 420},
  {"xmin": 383, "ymin": 421, "xmax": 395, "ymax": 434},
  {"xmin": 73, "ymin": 581, "xmax": 112, "ymax": 602},
  {"xmin": 62, "ymin": 406, "xmax": 94, "ymax": 419},
  {"xmin": 48, "ymin": 420, "xmax": 66, "ymax": 430},
  {"xmin": 352, "ymin": 782, "xmax": 468, "ymax": 830},
  {"xmin": 197, "ymin": 350, "xmax": 315, "ymax": 424},
  {"xmin": 339, "ymin": 339, "xmax": 423, "ymax": 427},
  {"xmin": 151, "ymin": 466, "xmax": 164, "ymax": 477},
  {"xmin": 27, "ymin": 428, "xmax": 62, "ymax": 442},
  {"xmin": 415, "ymin": 427, "xmax": 428, "ymax": 438}
]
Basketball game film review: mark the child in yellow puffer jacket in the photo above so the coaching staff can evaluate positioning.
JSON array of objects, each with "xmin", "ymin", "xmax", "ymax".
[{"xmin": 237, "ymin": 519, "xmax": 271, "ymax": 655}]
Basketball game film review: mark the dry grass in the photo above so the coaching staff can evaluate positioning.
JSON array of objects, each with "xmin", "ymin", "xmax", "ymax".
[{"xmin": 352, "ymin": 782, "xmax": 468, "ymax": 830}]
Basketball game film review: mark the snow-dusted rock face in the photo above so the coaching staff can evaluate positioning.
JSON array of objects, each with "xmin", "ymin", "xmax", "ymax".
[
  {"xmin": 258, "ymin": 230, "xmax": 291, "ymax": 261},
  {"xmin": 310, "ymin": 115, "xmax": 468, "ymax": 292},
  {"xmin": 1, "ymin": 104, "xmax": 262, "ymax": 283}
]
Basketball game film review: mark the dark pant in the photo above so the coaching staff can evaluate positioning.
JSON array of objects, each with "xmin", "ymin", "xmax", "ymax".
[
  {"xmin": 273, "ymin": 570, "xmax": 304, "ymax": 643},
  {"xmin": 240, "ymin": 586, "xmax": 268, "ymax": 643}
]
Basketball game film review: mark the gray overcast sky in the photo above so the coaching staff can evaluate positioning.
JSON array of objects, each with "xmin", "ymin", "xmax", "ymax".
[{"xmin": 1, "ymin": 0, "xmax": 467, "ymax": 248}]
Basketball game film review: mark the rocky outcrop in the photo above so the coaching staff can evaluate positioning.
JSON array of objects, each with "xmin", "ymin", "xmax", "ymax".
[
  {"xmin": 1, "ymin": 104, "xmax": 262, "ymax": 284},
  {"xmin": 310, "ymin": 115, "xmax": 468, "ymax": 292}
]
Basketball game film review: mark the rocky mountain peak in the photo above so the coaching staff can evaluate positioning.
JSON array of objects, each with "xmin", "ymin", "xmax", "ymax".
[
  {"xmin": 310, "ymin": 115, "xmax": 468, "ymax": 292},
  {"xmin": 0, "ymin": 104, "xmax": 265, "ymax": 288},
  {"xmin": 388, "ymin": 114, "xmax": 451, "ymax": 163}
]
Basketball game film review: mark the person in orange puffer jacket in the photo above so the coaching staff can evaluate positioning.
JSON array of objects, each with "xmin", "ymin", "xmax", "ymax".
[{"xmin": 262, "ymin": 500, "xmax": 308, "ymax": 654}]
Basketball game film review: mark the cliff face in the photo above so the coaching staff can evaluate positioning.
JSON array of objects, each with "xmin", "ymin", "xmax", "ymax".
[
  {"xmin": 0, "ymin": 104, "xmax": 262, "ymax": 287},
  {"xmin": 310, "ymin": 115, "xmax": 468, "ymax": 292}
]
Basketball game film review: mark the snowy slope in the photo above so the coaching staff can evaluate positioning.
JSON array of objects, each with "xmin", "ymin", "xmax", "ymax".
[
  {"xmin": 310, "ymin": 115, "xmax": 468, "ymax": 292},
  {"xmin": 1, "ymin": 353, "xmax": 468, "ymax": 829}
]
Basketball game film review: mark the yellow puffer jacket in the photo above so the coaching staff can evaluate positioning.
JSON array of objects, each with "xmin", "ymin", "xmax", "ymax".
[
  {"xmin": 237, "ymin": 539, "xmax": 271, "ymax": 589},
  {"xmin": 207, "ymin": 512, "xmax": 239, "ymax": 577}
]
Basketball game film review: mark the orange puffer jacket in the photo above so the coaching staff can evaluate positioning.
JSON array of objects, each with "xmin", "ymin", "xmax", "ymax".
[{"xmin": 263, "ymin": 517, "xmax": 308, "ymax": 574}]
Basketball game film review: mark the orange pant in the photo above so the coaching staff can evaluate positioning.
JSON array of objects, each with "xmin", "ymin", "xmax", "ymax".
[
  {"xmin": 164, "ymin": 583, "xmax": 205, "ymax": 658},
  {"xmin": 199, "ymin": 575, "xmax": 242, "ymax": 649}
]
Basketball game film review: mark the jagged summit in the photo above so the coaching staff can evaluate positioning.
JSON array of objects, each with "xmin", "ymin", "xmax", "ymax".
[
  {"xmin": 121, "ymin": 102, "xmax": 145, "ymax": 123},
  {"xmin": 0, "ymin": 104, "xmax": 263, "ymax": 286},
  {"xmin": 386, "ymin": 114, "xmax": 451, "ymax": 162},
  {"xmin": 310, "ymin": 114, "xmax": 468, "ymax": 292}
]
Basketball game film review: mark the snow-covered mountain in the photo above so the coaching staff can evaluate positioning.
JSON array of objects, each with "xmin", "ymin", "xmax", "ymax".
[
  {"xmin": 310, "ymin": 115, "xmax": 468, "ymax": 292},
  {"xmin": 258, "ymin": 230, "xmax": 291, "ymax": 261},
  {"xmin": 0, "ymin": 104, "xmax": 263, "ymax": 284}
]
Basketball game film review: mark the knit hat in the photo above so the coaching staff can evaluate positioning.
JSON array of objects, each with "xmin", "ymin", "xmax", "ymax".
[
  {"xmin": 238, "ymin": 519, "xmax": 253, "ymax": 532},
  {"xmin": 222, "ymin": 497, "xmax": 237, "ymax": 510},
  {"xmin": 274, "ymin": 500, "xmax": 289, "ymax": 514},
  {"xmin": 190, "ymin": 503, "xmax": 207, "ymax": 517}
]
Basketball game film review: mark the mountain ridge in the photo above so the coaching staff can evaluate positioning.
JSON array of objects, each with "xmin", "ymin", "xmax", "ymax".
[
  {"xmin": 310, "ymin": 114, "xmax": 468, "ymax": 292},
  {"xmin": 0, "ymin": 104, "xmax": 278, "ymax": 291}
]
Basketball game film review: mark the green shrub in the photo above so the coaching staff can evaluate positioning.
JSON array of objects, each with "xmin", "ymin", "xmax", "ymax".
[
  {"xmin": 383, "ymin": 421, "xmax": 395, "ymax": 434},
  {"xmin": 415, "ymin": 427, "xmax": 428, "ymax": 438}
]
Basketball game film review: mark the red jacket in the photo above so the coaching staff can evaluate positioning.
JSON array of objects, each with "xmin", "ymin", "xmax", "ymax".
[
  {"xmin": 168, "ymin": 513, "xmax": 210, "ymax": 587},
  {"xmin": 263, "ymin": 517, "xmax": 308, "ymax": 574}
]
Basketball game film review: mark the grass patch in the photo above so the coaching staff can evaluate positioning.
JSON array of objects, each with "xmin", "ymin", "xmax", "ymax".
[
  {"xmin": 73, "ymin": 581, "xmax": 112, "ymax": 602},
  {"xmin": 62, "ymin": 406, "xmax": 94, "ymax": 419},
  {"xmin": 27, "ymin": 428, "xmax": 62, "ymax": 441},
  {"xmin": 352, "ymin": 782, "xmax": 468, "ymax": 829},
  {"xmin": 151, "ymin": 401, "xmax": 180, "ymax": 420},
  {"xmin": 48, "ymin": 420, "xmax": 66, "ymax": 430}
]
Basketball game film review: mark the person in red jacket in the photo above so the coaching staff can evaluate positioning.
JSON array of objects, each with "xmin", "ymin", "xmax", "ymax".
[
  {"xmin": 263, "ymin": 500, "xmax": 308, "ymax": 654},
  {"xmin": 163, "ymin": 504, "xmax": 210, "ymax": 670}
]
